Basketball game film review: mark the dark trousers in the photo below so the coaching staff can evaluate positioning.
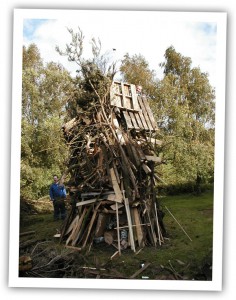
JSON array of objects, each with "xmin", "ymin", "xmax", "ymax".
[{"xmin": 53, "ymin": 198, "xmax": 66, "ymax": 220}]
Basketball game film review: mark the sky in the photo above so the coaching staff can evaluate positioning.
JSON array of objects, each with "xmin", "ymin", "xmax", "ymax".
[{"xmin": 22, "ymin": 10, "xmax": 218, "ymax": 88}]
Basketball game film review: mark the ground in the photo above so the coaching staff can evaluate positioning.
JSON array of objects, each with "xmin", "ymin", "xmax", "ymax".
[{"xmin": 19, "ymin": 191, "xmax": 213, "ymax": 280}]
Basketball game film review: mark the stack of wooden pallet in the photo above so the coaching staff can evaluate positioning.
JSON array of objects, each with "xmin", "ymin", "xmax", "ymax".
[{"xmin": 59, "ymin": 81, "xmax": 166, "ymax": 254}]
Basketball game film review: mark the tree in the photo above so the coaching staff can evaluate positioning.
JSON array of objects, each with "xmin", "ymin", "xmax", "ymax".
[
  {"xmin": 120, "ymin": 53, "xmax": 157, "ymax": 98},
  {"xmin": 155, "ymin": 46, "xmax": 215, "ymax": 193},
  {"xmin": 56, "ymin": 27, "xmax": 117, "ymax": 120},
  {"xmin": 21, "ymin": 44, "xmax": 73, "ymax": 200}
]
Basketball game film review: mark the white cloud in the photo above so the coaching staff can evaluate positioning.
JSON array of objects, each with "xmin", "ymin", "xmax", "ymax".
[{"xmin": 23, "ymin": 11, "xmax": 218, "ymax": 88}]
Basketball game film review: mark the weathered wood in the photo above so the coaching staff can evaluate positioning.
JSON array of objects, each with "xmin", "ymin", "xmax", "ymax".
[
  {"xmin": 145, "ymin": 155, "xmax": 162, "ymax": 163},
  {"xmin": 65, "ymin": 245, "xmax": 82, "ymax": 251},
  {"xmin": 104, "ymin": 230, "xmax": 116, "ymax": 245},
  {"xmin": 142, "ymin": 96, "xmax": 158, "ymax": 130},
  {"xmin": 130, "ymin": 84, "xmax": 140, "ymax": 110},
  {"xmin": 132, "ymin": 208, "xmax": 145, "ymax": 247},
  {"xmin": 123, "ymin": 110, "xmax": 133, "ymax": 129},
  {"xmin": 110, "ymin": 250, "xmax": 120, "ymax": 260},
  {"xmin": 94, "ymin": 213, "xmax": 107, "ymax": 237},
  {"xmin": 116, "ymin": 202, "xmax": 121, "ymax": 255},
  {"xmin": 138, "ymin": 96, "xmax": 153, "ymax": 131},
  {"xmin": 142, "ymin": 163, "xmax": 152, "ymax": 174},
  {"xmin": 110, "ymin": 168, "xmax": 123, "ymax": 203},
  {"xmin": 76, "ymin": 198, "xmax": 99, "ymax": 207},
  {"xmin": 82, "ymin": 202, "xmax": 101, "ymax": 248},
  {"xmin": 66, "ymin": 209, "xmax": 86, "ymax": 246},
  {"xmin": 129, "ymin": 111, "xmax": 140, "ymax": 130},
  {"xmin": 129, "ymin": 263, "xmax": 151, "ymax": 279},
  {"xmin": 20, "ymin": 231, "xmax": 35, "ymax": 237},
  {"xmin": 124, "ymin": 197, "xmax": 136, "ymax": 252}
]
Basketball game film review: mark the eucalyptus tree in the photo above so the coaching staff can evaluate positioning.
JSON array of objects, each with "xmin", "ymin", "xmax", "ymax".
[
  {"xmin": 21, "ymin": 44, "xmax": 73, "ymax": 200},
  {"xmin": 155, "ymin": 46, "xmax": 215, "ymax": 192}
]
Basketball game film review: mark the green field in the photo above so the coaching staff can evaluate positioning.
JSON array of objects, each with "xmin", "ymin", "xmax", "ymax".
[{"xmin": 19, "ymin": 190, "xmax": 213, "ymax": 280}]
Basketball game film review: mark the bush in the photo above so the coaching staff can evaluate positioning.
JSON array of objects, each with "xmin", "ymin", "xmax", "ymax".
[{"xmin": 157, "ymin": 182, "xmax": 213, "ymax": 196}]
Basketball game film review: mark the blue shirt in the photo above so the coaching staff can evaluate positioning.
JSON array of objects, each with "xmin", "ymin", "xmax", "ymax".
[{"xmin": 49, "ymin": 183, "xmax": 66, "ymax": 200}]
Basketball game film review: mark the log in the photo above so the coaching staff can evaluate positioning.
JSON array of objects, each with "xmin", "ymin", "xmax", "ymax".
[{"xmin": 20, "ymin": 231, "xmax": 35, "ymax": 237}]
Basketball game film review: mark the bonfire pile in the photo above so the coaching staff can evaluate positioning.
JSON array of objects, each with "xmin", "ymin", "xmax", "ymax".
[{"xmin": 59, "ymin": 81, "xmax": 166, "ymax": 255}]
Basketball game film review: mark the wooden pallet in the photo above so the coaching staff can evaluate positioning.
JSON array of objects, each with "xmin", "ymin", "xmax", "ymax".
[{"xmin": 110, "ymin": 82, "xmax": 158, "ymax": 131}]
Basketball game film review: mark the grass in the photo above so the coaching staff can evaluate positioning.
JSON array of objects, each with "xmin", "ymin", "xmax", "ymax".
[{"xmin": 20, "ymin": 190, "xmax": 213, "ymax": 280}]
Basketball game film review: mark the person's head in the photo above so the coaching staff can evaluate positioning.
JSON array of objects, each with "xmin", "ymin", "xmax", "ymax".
[
  {"xmin": 136, "ymin": 85, "xmax": 142, "ymax": 94},
  {"xmin": 53, "ymin": 175, "xmax": 59, "ymax": 183}
]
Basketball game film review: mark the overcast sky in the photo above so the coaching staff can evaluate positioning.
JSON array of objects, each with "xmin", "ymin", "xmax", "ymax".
[{"xmin": 22, "ymin": 10, "xmax": 219, "ymax": 88}]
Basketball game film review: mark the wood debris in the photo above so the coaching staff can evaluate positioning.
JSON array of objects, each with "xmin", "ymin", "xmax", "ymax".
[{"xmin": 59, "ymin": 81, "xmax": 167, "ymax": 254}]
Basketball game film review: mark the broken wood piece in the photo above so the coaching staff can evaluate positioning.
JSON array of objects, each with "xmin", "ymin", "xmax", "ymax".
[
  {"xmin": 94, "ymin": 213, "xmax": 107, "ymax": 237},
  {"xmin": 65, "ymin": 245, "xmax": 82, "ymax": 251},
  {"xmin": 110, "ymin": 168, "xmax": 123, "ymax": 203},
  {"xmin": 20, "ymin": 231, "xmax": 35, "ymax": 237},
  {"xmin": 82, "ymin": 202, "xmax": 101, "ymax": 248},
  {"xmin": 132, "ymin": 208, "xmax": 145, "ymax": 248},
  {"xmin": 110, "ymin": 251, "xmax": 120, "ymax": 260},
  {"xmin": 76, "ymin": 198, "xmax": 99, "ymax": 207},
  {"xmin": 110, "ymin": 203, "xmax": 124, "ymax": 210},
  {"xmin": 145, "ymin": 155, "xmax": 162, "ymax": 163},
  {"xmin": 116, "ymin": 202, "xmax": 121, "ymax": 255},
  {"xmin": 124, "ymin": 197, "xmax": 136, "ymax": 252},
  {"xmin": 53, "ymin": 233, "xmax": 61, "ymax": 238},
  {"xmin": 165, "ymin": 206, "xmax": 192, "ymax": 242},
  {"xmin": 129, "ymin": 263, "xmax": 151, "ymax": 279},
  {"xmin": 142, "ymin": 163, "xmax": 151, "ymax": 174},
  {"xmin": 104, "ymin": 230, "xmax": 116, "ymax": 245}
]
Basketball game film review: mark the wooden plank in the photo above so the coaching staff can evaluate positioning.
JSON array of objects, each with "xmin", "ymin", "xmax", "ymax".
[
  {"xmin": 138, "ymin": 96, "xmax": 153, "ymax": 130},
  {"xmin": 144, "ymin": 202, "xmax": 157, "ymax": 246},
  {"xmin": 67, "ymin": 208, "xmax": 87, "ymax": 246},
  {"xmin": 142, "ymin": 96, "xmax": 158, "ymax": 130},
  {"xmin": 121, "ymin": 82, "xmax": 126, "ymax": 107},
  {"xmin": 94, "ymin": 213, "xmax": 108, "ymax": 237},
  {"xmin": 138, "ymin": 111, "xmax": 149, "ymax": 130},
  {"xmin": 65, "ymin": 214, "xmax": 80, "ymax": 235},
  {"xmin": 82, "ymin": 202, "xmax": 101, "ymax": 248},
  {"xmin": 132, "ymin": 208, "xmax": 145, "ymax": 247},
  {"xmin": 76, "ymin": 198, "xmax": 98, "ymax": 207},
  {"xmin": 110, "ymin": 168, "xmax": 123, "ymax": 203},
  {"xmin": 142, "ymin": 163, "xmax": 152, "ymax": 174},
  {"xmin": 65, "ymin": 245, "xmax": 82, "ymax": 251},
  {"xmin": 110, "ymin": 203, "xmax": 124, "ymax": 210},
  {"xmin": 130, "ymin": 84, "xmax": 140, "ymax": 110},
  {"xmin": 116, "ymin": 202, "xmax": 121, "ymax": 255},
  {"xmin": 133, "ymin": 112, "xmax": 144, "ymax": 129},
  {"xmin": 124, "ymin": 197, "xmax": 136, "ymax": 252},
  {"xmin": 128, "ymin": 111, "xmax": 140, "ymax": 130},
  {"xmin": 129, "ymin": 263, "xmax": 151, "ymax": 279},
  {"xmin": 150, "ymin": 138, "xmax": 163, "ymax": 146},
  {"xmin": 123, "ymin": 110, "xmax": 133, "ymax": 129},
  {"xmin": 145, "ymin": 155, "xmax": 162, "ymax": 163}
]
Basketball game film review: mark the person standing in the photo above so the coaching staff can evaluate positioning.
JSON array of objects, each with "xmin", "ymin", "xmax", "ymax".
[{"xmin": 49, "ymin": 175, "xmax": 67, "ymax": 220}]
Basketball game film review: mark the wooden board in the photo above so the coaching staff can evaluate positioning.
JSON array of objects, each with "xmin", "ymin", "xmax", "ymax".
[
  {"xmin": 129, "ymin": 111, "xmax": 140, "ymax": 130},
  {"xmin": 82, "ymin": 202, "xmax": 101, "ymax": 248},
  {"xmin": 138, "ymin": 96, "xmax": 153, "ymax": 131},
  {"xmin": 145, "ymin": 155, "xmax": 162, "ymax": 163},
  {"xmin": 76, "ymin": 198, "xmax": 99, "ymax": 207},
  {"xmin": 142, "ymin": 96, "xmax": 158, "ymax": 130},
  {"xmin": 132, "ymin": 208, "xmax": 145, "ymax": 247},
  {"xmin": 110, "ymin": 168, "xmax": 123, "ymax": 203},
  {"xmin": 138, "ymin": 111, "xmax": 149, "ymax": 130},
  {"xmin": 123, "ymin": 110, "xmax": 133, "ymax": 129},
  {"xmin": 130, "ymin": 84, "xmax": 140, "ymax": 110}
]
